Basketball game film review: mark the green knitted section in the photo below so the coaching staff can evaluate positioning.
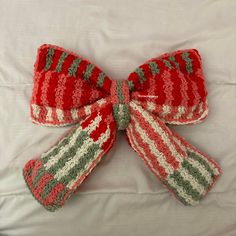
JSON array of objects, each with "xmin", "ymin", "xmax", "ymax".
[
  {"xmin": 163, "ymin": 59, "xmax": 172, "ymax": 69},
  {"xmin": 55, "ymin": 52, "xmax": 68, "ymax": 72},
  {"xmin": 187, "ymin": 150, "xmax": 216, "ymax": 178},
  {"xmin": 41, "ymin": 178, "xmax": 59, "ymax": 199},
  {"xmin": 169, "ymin": 171, "xmax": 203, "ymax": 202},
  {"xmin": 135, "ymin": 67, "xmax": 146, "ymax": 84},
  {"xmin": 97, "ymin": 72, "xmax": 105, "ymax": 88},
  {"xmin": 181, "ymin": 52, "xmax": 193, "ymax": 74},
  {"xmin": 33, "ymin": 167, "xmax": 45, "ymax": 188},
  {"xmin": 83, "ymin": 63, "xmax": 95, "ymax": 81},
  {"xmin": 182, "ymin": 159, "xmax": 210, "ymax": 189},
  {"xmin": 148, "ymin": 61, "xmax": 160, "ymax": 76},
  {"xmin": 42, "ymin": 129, "xmax": 76, "ymax": 164},
  {"xmin": 113, "ymin": 104, "xmax": 130, "ymax": 130},
  {"xmin": 117, "ymin": 81, "xmax": 125, "ymax": 104},
  {"xmin": 44, "ymin": 48, "xmax": 55, "ymax": 71},
  {"xmin": 58, "ymin": 143, "xmax": 100, "ymax": 186},
  {"xmin": 127, "ymin": 80, "xmax": 134, "ymax": 91},
  {"xmin": 169, "ymin": 55, "xmax": 180, "ymax": 69},
  {"xmin": 68, "ymin": 58, "xmax": 82, "ymax": 77},
  {"xmin": 162, "ymin": 179, "xmax": 189, "ymax": 205},
  {"xmin": 47, "ymin": 131, "xmax": 88, "ymax": 175}
]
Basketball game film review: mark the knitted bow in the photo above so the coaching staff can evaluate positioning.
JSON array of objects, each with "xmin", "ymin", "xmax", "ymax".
[{"xmin": 23, "ymin": 44, "xmax": 221, "ymax": 211}]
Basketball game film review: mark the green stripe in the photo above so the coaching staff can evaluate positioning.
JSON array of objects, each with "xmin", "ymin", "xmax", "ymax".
[
  {"xmin": 117, "ymin": 81, "xmax": 124, "ymax": 104},
  {"xmin": 163, "ymin": 59, "xmax": 172, "ymax": 69},
  {"xmin": 148, "ymin": 61, "xmax": 160, "ymax": 76},
  {"xmin": 181, "ymin": 52, "xmax": 193, "ymax": 74},
  {"xmin": 33, "ymin": 167, "xmax": 45, "ymax": 188},
  {"xmin": 135, "ymin": 67, "xmax": 146, "ymax": 84},
  {"xmin": 187, "ymin": 150, "xmax": 216, "ymax": 178},
  {"xmin": 42, "ymin": 128, "xmax": 76, "ymax": 164},
  {"xmin": 127, "ymin": 80, "xmax": 134, "ymax": 91},
  {"xmin": 169, "ymin": 170, "xmax": 203, "ymax": 202},
  {"xmin": 97, "ymin": 72, "xmax": 105, "ymax": 88},
  {"xmin": 68, "ymin": 58, "xmax": 82, "ymax": 77},
  {"xmin": 169, "ymin": 55, "xmax": 180, "ymax": 69},
  {"xmin": 162, "ymin": 179, "xmax": 189, "ymax": 205},
  {"xmin": 47, "ymin": 131, "xmax": 88, "ymax": 175},
  {"xmin": 44, "ymin": 48, "xmax": 55, "ymax": 71},
  {"xmin": 83, "ymin": 63, "xmax": 95, "ymax": 81},
  {"xmin": 55, "ymin": 52, "xmax": 68, "ymax": 72},
  {"xmin": 182, "ymin": 159, "xmax": 210, "ymax": 189},
  {"xmin": 113, "ymin": 104, "xmax": 130, "ymax": 130},
  {"xmin": 59, "ymin": 143, "xmax": 100, "ymax": 186},
  {"xmin": 41, "ymin": 178, "xmax": 58, "ymax": 199}
]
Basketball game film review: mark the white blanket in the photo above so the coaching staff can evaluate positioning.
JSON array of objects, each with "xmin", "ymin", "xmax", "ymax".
[{"xmin": 0, "ymin": 0, "xmax": 236, "ymax": 235}]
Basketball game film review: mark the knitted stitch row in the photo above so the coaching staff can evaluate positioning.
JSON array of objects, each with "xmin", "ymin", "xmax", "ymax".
[{"xmin": 23, "ymin": 44, "xmax": 221, "ymax": 211}]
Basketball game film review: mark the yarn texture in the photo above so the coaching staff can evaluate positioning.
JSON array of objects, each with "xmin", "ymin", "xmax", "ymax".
[{"xmin": 23, "ymin": 44, "xmax": 221, "ymax": 211}]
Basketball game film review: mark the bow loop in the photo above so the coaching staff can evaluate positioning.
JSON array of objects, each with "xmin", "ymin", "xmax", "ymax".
[
  {"xmin": 31, "ymin": 44, "xmax": 113, "ymax": 126},
  {"xmin": 128, "ymin": 49, "xmax": 208, "ymax": 124}
]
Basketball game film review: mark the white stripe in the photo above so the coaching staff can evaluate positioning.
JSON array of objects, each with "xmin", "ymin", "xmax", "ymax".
[
  {"xmin": 71, "ymin": 109, "xmax": 78, "ymax": 120},
  {"xmin": 54, "ymin": 138, "xmax": 94, "ymax": 180},
  {"xmin": 56, "ymin": 108, "xmax": 64, "ymax": 122},
  {"xmin": 178, "ymin": 167, "xmax": 206, "ymax": 195},
  {"xmin": 147, "ymin": 101, "xmax": 155, "ymax": 112},
  {"xmin": 131, "ymin": 115, "xmax": 174, "ymax": 175},
  {"xmin": 46, "ymin": 107, "xmax": 53, "ymax": 122},
  {"xmin": 32, "ymin": 104, "xmax": 40, "ymax": 118},
  {"xmin": 85, "ymin": 105, "xmax": 91, "ymax": 116},
  {"xmin": 166, "ymin": 177, "xmax": 198, "ymax": 206},
  {"xmin": 66, "ymin": 126, "xmax": 111, "ymax": 189},
  {"xmin": 130, "ymin": 102, "xmax": 183, "ymax": 162},
  {"xmin": 174, "ymin": 106, "xmax": 186, "ymax": 119},
  {"xmin": 187, "ymin": 157, "xmax": 213, "ymax": 185},
  {"xmin": 162, "ymin": 105, "xmax": 171, "ymax": 117},
  {"xmin": 44, "ymin": 115, "xmax": 102, "ymax": 170}
]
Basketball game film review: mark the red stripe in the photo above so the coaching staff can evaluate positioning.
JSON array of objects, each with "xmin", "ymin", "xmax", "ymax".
[
  {"xmin": 128, "ymin": 120, "xmax": 168, "ymax": 178},
  {"xmin": 36, "ymin": 47, "xmax": 48, "ymax": 72},
  {"xmin": 61, "ymin": 54, "xmax": 76, "ymax": 75},
  {"xmin": 130, "ymin": 106, "xmax": 180, "ymax": 169},
  {"xmin": 80, "ymin": 111, "xmax": 98, "ymax": 129},
  {"xmin": 50, "ymin": 50, "xmax": 63, "ymax": 71},
  {"xmin": 36, "ymin": 172, "xmax": 54, "ymax": 195},
  {"xmin": 44, "ymin": 182, "xmax": 66, "ymax": 205}
]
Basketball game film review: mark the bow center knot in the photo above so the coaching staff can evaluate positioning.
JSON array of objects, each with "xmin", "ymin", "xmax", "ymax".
[{"xmin": 110, "ymin": 80, "xmax": 130, "ymax": 130}]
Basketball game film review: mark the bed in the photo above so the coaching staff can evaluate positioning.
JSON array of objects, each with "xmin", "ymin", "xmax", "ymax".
[{"xmin": 0, "ymin": 0, "xmax": 236, "ymax": 235}]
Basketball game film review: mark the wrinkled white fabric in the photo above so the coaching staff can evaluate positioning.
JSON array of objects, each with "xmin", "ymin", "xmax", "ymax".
[{"xmin": 0, "ymin": 0, "xmax": 236, "ymax": 235}]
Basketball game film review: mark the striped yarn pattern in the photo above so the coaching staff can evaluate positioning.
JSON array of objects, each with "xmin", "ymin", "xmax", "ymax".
[
  {"xmin": 23, "ymin": 104, "xmax": 116, "ymax": 211},
  {"xmin": 126, "ymin": 102, "xmax": 221, "ymax": 205},
  {"xmin": 23, "ymin": 44, "xmax": 221, "ymax": 211}
]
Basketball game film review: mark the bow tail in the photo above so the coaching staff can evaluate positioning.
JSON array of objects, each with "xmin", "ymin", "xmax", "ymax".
[
  {"xmin": 126, "ymin": 101, "xmax": 221, "ymax": 206},
  {"xmin": 23, "ymin": 105, "xmax": 116, "ymax": 211}
]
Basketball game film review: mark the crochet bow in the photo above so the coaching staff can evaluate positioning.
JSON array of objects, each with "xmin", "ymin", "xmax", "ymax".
[{"xmin": 23, "ymin": 44, "xmax": 221, "ymax": 211}]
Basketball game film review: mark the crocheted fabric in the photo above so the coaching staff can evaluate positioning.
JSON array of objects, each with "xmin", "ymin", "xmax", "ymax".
[{"xmin": 23, "ymin": 44, "xmax": 221, "ymax": 211}]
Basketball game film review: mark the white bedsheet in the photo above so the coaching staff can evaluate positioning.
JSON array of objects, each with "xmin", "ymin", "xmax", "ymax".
[{"xmin": 0, "ymin": 0, "xmax": 236, "ymax": 235}]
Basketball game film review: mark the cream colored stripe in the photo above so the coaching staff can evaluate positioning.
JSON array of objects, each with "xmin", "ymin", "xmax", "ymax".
[
  {"xmin": 166, "ymin": 177, "xmax": 197, "ymax": 206},
  {"xmin": 44, "ymin": 115, "xmax": 102, "ymax": 170},
  {"xmin": 162, "ymin": 105, "xmax": 171, "ymax": 117},
  {"xmin": 66, "ymin": 126, "xmax": 111, "ymax": 189},
  {"xmin": 187, "ymin": 158, "xmax": 213, "ymax": 184},
  {"xmin": 178, "ymin": 167, "xmax": 206, "ymax": 195},
  {"xmin": 174, "ymin": 106, "xmax": 186, "ymax": 119},
  {"xmin": 71, "ymin": 109, "xmax": 78, "ymax": 120},
  {"xmin": 131, "ymin": 115, "xmax": 174, "ymax": 175},
  {"xmin": 32, "ymin": 104, "xmax": 40, "ymax": 118},
  {"xmin": 147, "ymin": 101, "xmax": 155, "ymax": 112},
  {"xmin": 56, "ymin": 108, "xmax": 64, "ymax": 122},
  {"xmin": 130, "ymin": 102, "xmax": 183, "ymax": 162},
  {"xmin": 46, "ymin": 107, "xmax": 53, "ymax": 122},
  {"xmin": 54, "ymin": 138, "xmax": 94, "ymax": 180}
]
